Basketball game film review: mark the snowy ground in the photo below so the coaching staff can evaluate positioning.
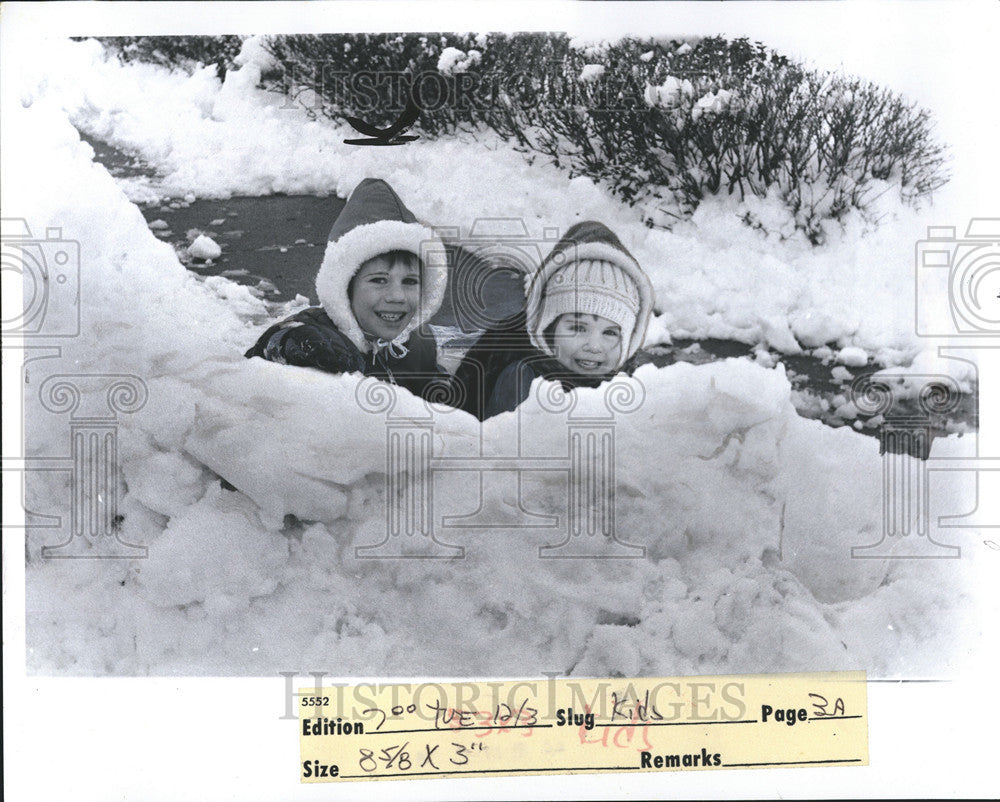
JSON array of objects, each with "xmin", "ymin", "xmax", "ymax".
[{"xmin": 5, "ymin": 37, "xmax": 992, "ymax": 677}]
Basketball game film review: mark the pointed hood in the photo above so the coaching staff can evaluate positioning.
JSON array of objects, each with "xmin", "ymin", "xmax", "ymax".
[
  {"xmin": 315, "ymin": 178, "xmax": 447, "ymax": 352},
  {"xmin": 525, "ymin": 221, "xmax": 655, "ymax": 365}
]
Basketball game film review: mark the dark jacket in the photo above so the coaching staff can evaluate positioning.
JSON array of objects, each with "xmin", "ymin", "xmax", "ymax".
[
  {"xmin": 453, "ymin": 312, "xmax": 625, "ymax": 420},
  {"xmin": 245, "ymin": 306, "xmax": 451, "ymax": 400}
]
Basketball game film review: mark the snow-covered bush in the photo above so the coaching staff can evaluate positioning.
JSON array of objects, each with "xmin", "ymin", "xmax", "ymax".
[
  {"xmin": 437, "ymin": 46, "xmax": 482, "ymax": 75},
  {"xmin": 520, "ymin": 35, "xmax": 948, "ymax": 243},
  {"xmin": 101, "ymin": 33, "xmax": 948, "ymax": 243}
]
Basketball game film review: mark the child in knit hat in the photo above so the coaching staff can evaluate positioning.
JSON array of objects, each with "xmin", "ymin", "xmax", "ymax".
[
  {"xmin": 454, "ymin": 220, "xmax": 654, "ymax": 420},
  {"xmin": 245, "ymin": 178, "xmax": 452, "ymax": 398}
]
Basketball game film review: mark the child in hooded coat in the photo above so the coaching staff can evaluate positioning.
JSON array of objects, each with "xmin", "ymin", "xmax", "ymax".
[
  {"xmin": 245, "ymin": 178, "xmax": 451, "ymax": 398},
  {"xmin": 454, "ymin": 221, "xmax": 654, "ymax": 420}
]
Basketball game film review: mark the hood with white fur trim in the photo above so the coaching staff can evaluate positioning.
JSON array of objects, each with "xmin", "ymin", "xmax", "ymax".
[
  {"xmin": 525, "ymin": 221, "xmax": 655, "ymax": 364},
  {"xmin": 315, "ymin": 178, "xmax": 447, "ymax": 353}
]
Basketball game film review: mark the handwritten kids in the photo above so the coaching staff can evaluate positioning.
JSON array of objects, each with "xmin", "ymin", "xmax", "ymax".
[
  {"xmin": 245, "ymin": 178, "xmax": 450, "ymax": 398},
  {"xmin": 454, "ymin": 220, "xmax": 654, "ymax": 419}
]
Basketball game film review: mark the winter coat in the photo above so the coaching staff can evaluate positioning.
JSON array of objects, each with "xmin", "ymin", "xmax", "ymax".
[
  {"xmin": 244, "ymin": 306, "xmax": 451, "ymax": 399},
  {"xmin": 453, "ymin": 312, "xmax": 636, "ymax": 420},
  {"xmin": 245, "ymin": 178, "xmax": 451, "ymax": 399}
]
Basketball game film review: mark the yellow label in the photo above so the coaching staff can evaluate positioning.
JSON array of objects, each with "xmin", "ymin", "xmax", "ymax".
[{"xmin": 298, "ymin": 671, "xmax": 868, "ymax": 782}]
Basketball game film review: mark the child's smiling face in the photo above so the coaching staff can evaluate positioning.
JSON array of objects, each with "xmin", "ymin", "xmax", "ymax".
[
  {"xmin": 551, "ymin": 313, "xmax": 623, "ymax": 375},
  {"xmin": 349, "ymin": 252, "xmax": 421, "ymax": 341}
]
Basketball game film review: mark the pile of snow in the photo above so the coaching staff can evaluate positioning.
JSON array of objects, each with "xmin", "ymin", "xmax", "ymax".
[
  {"xmin": 644, "ymin": 78, "xmax": 738, "ymax": 120},
  {"xmin": 187, "ymin": 233, "xmax": 222, "ymax": 260},
  {"xmin": 578, "ymin": 64, "xmax": 606, "ymax": 82},
  {"xmin": 437, "ymin": 46, "xmax": 481, "ymax": 75},
  {"xmin": 568, "ymin": 36, "xmax": 611, "ymax": 59},
  {"xmin": 231, "ymin": 34, "xmax": 277, "ymax": 74},
  {"xmin": 692, "ymin": 88, "xmax": 737, "ymax": 120},
  {"xmin": 644, "ymin": 76, "xmax": 694, "ymax": 109},
  {"xmin": 6, "ymin": 38, "xmax": 986, "ymax": 677},
  {"xmin": 837, "ymin": 346, "xmax": 869, "ymax": 367}
]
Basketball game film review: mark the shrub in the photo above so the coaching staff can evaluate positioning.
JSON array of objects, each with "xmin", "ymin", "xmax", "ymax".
[
  {"xmin": 263, "ymin": 32, "xmax": 948, "ymax": 243},
  {"xmin": 90, "ymin": 33, "xmax": 950, "ymax": 243},
  {"xmin": 91, "ymin": 35, "xmax": 247, "ymax": 79}
]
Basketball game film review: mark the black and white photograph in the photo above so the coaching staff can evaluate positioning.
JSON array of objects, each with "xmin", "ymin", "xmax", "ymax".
[{"xmin": 3, "ymin": 1, "xmax": 997, "ymax": 799}]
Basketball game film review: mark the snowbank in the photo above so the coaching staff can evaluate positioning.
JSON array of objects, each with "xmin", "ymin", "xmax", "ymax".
[{"xmin": 8, "ymin": 37, "xmax": 984, "ymax": 677}]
